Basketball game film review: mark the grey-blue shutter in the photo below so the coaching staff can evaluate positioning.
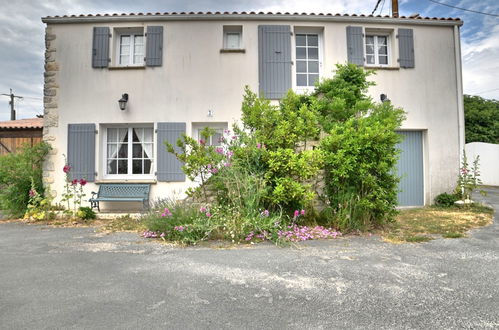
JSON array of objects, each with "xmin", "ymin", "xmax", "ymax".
[
  {"xmin": 346, "ymin": 26, "xmax": 364, "ymax": 66},
  {"xmin": 157, "ymin": 123, "xmax": 185, "ymax": 182},
  {"xmin": 92, "ymin": 27, "xmax": 110, "ymax": 68},
  {"xmin": 145, "ymin": 26, "xmax": 163, "ymax": 67},
  {"xmin": 67, "ymin": 124, "xmax": 96, "ymax": 182},
  {"xmin": 258, "ymin": 25, "xmax": 292, "ymax": 99},
  {"xmin": 398, "ymin": 28, "xmax": 415, "ymax": 68}
]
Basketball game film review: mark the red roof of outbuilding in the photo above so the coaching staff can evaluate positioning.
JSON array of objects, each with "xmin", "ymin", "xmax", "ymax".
[{"xmin": 0, "ymin": 118, "xmax": 43, "ymax": 129}]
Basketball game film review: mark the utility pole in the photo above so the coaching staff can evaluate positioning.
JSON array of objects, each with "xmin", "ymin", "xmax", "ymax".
[
  {"xmin": 392, "ymin": 0, "xmax": 399, "ymax": 18},
  {"xmin": 1, "ymin": 89, "xmax": 23, "ymax": 120}
]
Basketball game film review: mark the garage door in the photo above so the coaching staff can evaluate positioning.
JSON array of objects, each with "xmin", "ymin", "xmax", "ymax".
[{"xmin": 396, "ymin": 131, "xmax": 424, "ymax": 206}]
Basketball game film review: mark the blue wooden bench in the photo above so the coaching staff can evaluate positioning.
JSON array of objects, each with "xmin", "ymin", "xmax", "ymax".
[{"xmin": 89, "ymin": 184, "xmax": 150, "ymax": 212}]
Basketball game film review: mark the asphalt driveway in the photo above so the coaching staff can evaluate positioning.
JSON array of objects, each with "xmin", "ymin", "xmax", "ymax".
[{"xmin": 1, "ymin": 188, "xmax": 498, "ymax": 329}]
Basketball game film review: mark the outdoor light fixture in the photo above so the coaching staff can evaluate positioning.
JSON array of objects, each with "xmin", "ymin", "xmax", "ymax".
[
  {"xmin": 380, "ymin": 93, "xmax": 390, "ymax": 103},
  {"xmin": 118, "ymin": 93, "xmax": 129, "ymax": 111}
]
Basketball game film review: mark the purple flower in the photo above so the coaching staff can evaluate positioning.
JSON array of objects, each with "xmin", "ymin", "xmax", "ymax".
[
  {"xmin": 261, "ymin": 210, "xmax": 269, "ymax": 217},
  {"xmin": 174, "ymin": 226, "xmax": 184, "ymax": 232},
  {"xmin": 161, "ymin": 208, "xmax": 172, "ymax": 217},
  {"xmin": 215, "ymin": 147, "xmax": 224, "ymax": 154},
  {"xmin": 226, "ymin": 151, "xmax": 234, "ymax": 158},
  {"xmin": 211, "ymin": 168, "xmax": 219, "ymax": 174},
  {"xmin": 199, "ymin": 139, "xmax": 206, "ymax": 145},
  {"xmin": 231, "ymin": 135, "xmax": 237, "ymax": 140}
]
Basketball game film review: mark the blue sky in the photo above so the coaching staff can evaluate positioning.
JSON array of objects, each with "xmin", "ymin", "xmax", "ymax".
[{"xmin": 0, "ymin": 0, "xmax": 498, "ymax": 121}]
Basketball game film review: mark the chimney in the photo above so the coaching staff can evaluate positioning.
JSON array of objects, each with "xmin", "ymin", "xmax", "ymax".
[{"xmin": 392, "ymin": 0, "xmax": 399, "ymax": 18}]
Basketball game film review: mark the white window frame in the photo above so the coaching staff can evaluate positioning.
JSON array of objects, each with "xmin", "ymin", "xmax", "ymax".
[
  {"xmin": 223, "ymin": 26, "xmax": 243, "ymax": 50},
  {"xmin": 113, "ymin": 27, "xmax": 145, "ymax": 67},
  {"xmin": 101, "ymin": 124, "xmax": 154, "ymax": 180},
  {"xmin": 293, "ymin": 28, "xmax": 323, "ymax": 93},
  {"xmin": 192, "ymin": 122, "xmax": 229, "ymax": 147},
  {"xmin": 364, "ymin": 34, "xmax": 391, "ymax": 67}
]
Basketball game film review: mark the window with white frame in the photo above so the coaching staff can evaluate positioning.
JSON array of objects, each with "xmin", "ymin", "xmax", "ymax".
[
  {"xmin": 223, "ymin": 26, "xmax": 242, "ymax": 49},
  {"xmin": 365, "ymin": 35, "xmax": 389, "ymax": 66},
  {"xmin": 295, "ymin": 33, "xmax": 321, "ymax": 87},
  {"xmin": 193, "ymin": 123, "xmax": 228, "ymax": 147},
  {"xmin": 114, "ymin": 28, "xmax": 145, "ymax": 66},
  {"xmin": 105, "ymin": 126, "xmax": 153, "ymax": 177}
]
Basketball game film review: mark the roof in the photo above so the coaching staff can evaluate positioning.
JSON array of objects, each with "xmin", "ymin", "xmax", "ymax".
[
  {"xmin": 42, "ymin": 11, "xmax": 462, "ymax": 26},
  {"xmin": 0, "ymin": 118, "xmax": 43, "ymax": 130}
]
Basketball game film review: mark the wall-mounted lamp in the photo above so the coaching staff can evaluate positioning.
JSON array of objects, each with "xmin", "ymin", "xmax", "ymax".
[
  {"xmin": 118, "ymin": 93, "xmax": 129, "ymax": 111},
  {"xmin": 380, "ymin": 93, "xmax": 390, "ymax": 103}
]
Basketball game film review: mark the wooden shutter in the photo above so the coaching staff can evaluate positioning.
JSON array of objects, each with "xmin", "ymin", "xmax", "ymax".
[
  {"xmin": 145, "ymin": 26, "xmax": 163, "ymax": 67},
  {"xmin": 156, "ymin": 123, "xmax": 186, "ymax": 182},
  {"xmin": 92, "ymin": 27, "xmax": 110, "ymax": 68},
  {"xmin": 67, "ymin": 124, "xmax": 96, "ymax": 182},
  {"xmin": 398, "ymin": 29, "xmax": 415, "ymax": 68},
  {"xmin": 258, "ymin": 25, "xmax": 292, "ymax": 99},
  {"xmin": 346, "ymin": 26, "xmax": 364, "ymax": 66}
]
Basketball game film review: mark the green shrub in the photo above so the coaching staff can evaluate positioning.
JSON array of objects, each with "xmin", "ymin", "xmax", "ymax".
[
  {"xmin": 0, "ymin": 142, "xmax": 51, "ymax": 218},
  {"xmin": 76, "ymin": 206, "xmax": 96, "ymax": 220},
  {"xmin": 434, "ymin": 193, "xmax": 459, "ymax": 207}
]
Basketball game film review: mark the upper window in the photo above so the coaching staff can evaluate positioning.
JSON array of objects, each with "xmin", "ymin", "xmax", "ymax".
[
  {"xmin": 223, "ymin": 26, "xmax": 242, "ymax": 50},
  {"xmin": 105, "ymin": 126, "xmax": 153, "ymax": 178},
  {"xmin": 114, "ymin": 28, "xmax": 145, "ymax": 66},
  {"xmin": 365, "ymin": 35, "xmax": 389, "ymax": 66},
  {"xmin": 295, "ymin": 33, "xmax": 321, "ymax": 88}
]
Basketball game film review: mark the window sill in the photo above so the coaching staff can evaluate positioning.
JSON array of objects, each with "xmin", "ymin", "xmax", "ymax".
[
  {"xmin": 220, "ymin": 49, "xmax": 246, "ymax": 54},
  {"xmin": 108, "ymin": 66, "xmax": 146, "ymax": 70},
  {"xmin": 365, "ymin": 65, "xmax": 400, "ymax": 70},
  {"xmin": 96, "ymin": 179, "xmax": 157, "ymax": 184}
]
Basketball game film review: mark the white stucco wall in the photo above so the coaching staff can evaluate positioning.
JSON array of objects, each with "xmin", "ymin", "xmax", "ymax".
[
  {"xmin": 43, "ymin": 15, "xmax": 463, "ymax": 209},
  {"xmin": 465, "ymin": 142, "xmax": 499, "ymax": 186}
]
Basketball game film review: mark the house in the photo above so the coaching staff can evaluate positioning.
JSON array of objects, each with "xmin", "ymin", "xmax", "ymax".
[
  {"xmin": 0, "ymin": 118, "xmax": 43, "ymax": 156},
  {"xmin": 41, "ymin": 11, "xmax": 464, "ymax": 210}
]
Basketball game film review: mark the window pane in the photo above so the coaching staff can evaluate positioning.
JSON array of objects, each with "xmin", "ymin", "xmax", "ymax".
[
  {"xmin": 107, "ymin": 144, "xmax": 117, "ymax": 158},
  {"xmin": 378, "ymin": 36, "xmax": 387, "ymax": 46},
  {"xmin": 120, "ymin": 55, "xmax": 129, "ymax": 65},
  {"xmin": 308, "ymin": 61, "xmax": 319, "ymax": 73},
  {"xmin": 212, "ymin": 132, "xmax": 223, "ymax": 146},
  {"xmin": 308, "ymin": 47, "xmax": 318, "ymax": 59},
  {"xmin": 307, "ymin": 34, "xmax": 318, "ymax": 47},
  {"xmin": 379, "ymin": 55, "xmax": 388, "ymax": 65},
  {"xmin": 107, "ymin": 159, "xmax": 117, "ymax": 174},
  {"xmin": 366, "ymin": 55, "xmax": 375, "ymax": 64},
  {"xmin": 144, "ymin": 159, "xmax": 152, "ymax": 174},
  {"xmin": 143, "ymin": 143, "xmax": 153, "ymax": 159},
  {"xmin": 296, "ymin": 34, "xmax": 306, "ymax": 46},
  {"xmin": 118, "ymin": 144, "xmax": 128, "ymax": 158},
  {"xmin": 107, "ymin": 128, "xmax": 117, "ymax": 142},
  {"xmin": 143, "ymin": 128, "xmax": 153, "ymax": 142},
  {"xmin": 378, "ymin": 45, "xmax": 387, "ymax": 55},
  {"xmin": 308, "ymin": 74, "xmax": 319, "ymax": 86},
  {"xmin": 296, "ymin": 47, "xmax": 306, "ymax": 59},
  {"xmin": 132, "ymin": 160, "xmax": 143, "ymax": 174},
  {"xmin": 366, "ymin": 36, "xmax": 374, "ymax": 44},
  {"xmin": 121, "ymin": 35, "xmax": 130, "ymax": 45},
  {"xmin": 134, "ymin": 35, "xmax": 144, "ymax": 45},
  {"xmin": 134, "ymin": 55, "xmax": 143, "ymax": 64},
  {"xmin": 296, "ymin": 74, "xmax": 308, "ymax": 86},
  {"xmin": 132, "ymin": 128, "xmax": 141, "ymax": 142},
  {"xmin": 226, "ymin": 33, "xmax": 240, "ymax": 49},
  {"xmin": 120, "ymin": 129, "xmax": 128, "ymax": 142},
  {"xmin": 133, "ymin": 144, "xmax": 142, "ymax": 158},
  {"xmin": 118, "ymin": 160, "xmax": 128, "ymax": 174},
  {"xmin": 296, "ymin": 61, "xmax": 307, "ymax": 73},
  {"xmin": 366, "ymin": 44, "xmax": 374, "ymax": 55},
  {"xmin": 134, "ymin": 44, "xmax": 144, "ymax": 55}
]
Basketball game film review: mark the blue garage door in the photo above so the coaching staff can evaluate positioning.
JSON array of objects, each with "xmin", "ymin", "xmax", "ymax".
[{"xmin": 396, "ymin": 131, "xmax": 424, "ymax": 206}]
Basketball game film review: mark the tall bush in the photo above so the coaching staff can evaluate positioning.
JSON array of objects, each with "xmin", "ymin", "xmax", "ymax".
[{"xmin": 0, "ymin": 142, "xmax": 51, "ymax": 217}]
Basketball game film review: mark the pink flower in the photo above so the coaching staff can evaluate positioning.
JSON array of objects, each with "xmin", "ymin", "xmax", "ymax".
[
  {"xmin": 79, "ymin": 179, "xmax": 87, "ymax": 186},
  {"xmin": 261, "ymin": 210, "xmax": 269, "ymax": 217},
  {"xmin": 231, "ymin": 136, "xmax": 237, "ymax": 140},
  {"xmin": 226, "ymin": 151, "xmax": 234, "ymax": 158},
  {"xmin": 206, "ymin": 212, "xmax": 212, "ymax": 217},
  {"xmin": 28, "ymin": 189, "xmax": 36, "ymax": 197},
  {"xmin": 293, "ymin": 210, "xmax": 299, "ymax": 218},
  {"xmin": 211, "ymin": 168, "xmax": 218, "ymax": 174},
  {"xmin": 257, "ymin": 143, "xmax": 261, "ymax": 149},
  {"xmin": 200, "ymin": 206, "xmax": 207, "ymax": 213},
  {"xmin": 224, "ymin": 163, "xmax": 231, "ymax": 167},
  {"xmin": 300, "ymin": 209, "xmax": 305, "ymax": 216},
  {"xmin": 63, "ymin": 165, "xmax": 71, "ymax": 173},
  {"xmin": 161, "ymin": 208, "xmax": 172, "ymax": 217},
  {"xmin": 199, "ymin": 139, "xmax": 206, "ymax": 145},
  {"xmin": 174, "ymin": 226, "xmax": 184, "ymax": 232},
  {"xmin": 215, "ymin": 147, "xmax": 224, "ymax": 154},
  {"xmin": 71, "ymin": 179, "xmax": 78, "ymax": 185},
  {"xmin": 224, "ymin": 129, "xmax": 231, "ymax": 134},
  {"xmin": 160, "ymin": 233, "xmax": 165, "ymax": 238}
]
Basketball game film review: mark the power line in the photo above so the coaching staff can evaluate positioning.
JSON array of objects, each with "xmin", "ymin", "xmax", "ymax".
[
  {"xmin": 428, "ymin": 0, "xmax": 499, "ymax": 18},
  {"xmin": 371, "ymin": 0, "xmax": 383, "ymax": 15},
  {"xmin": 380, "ymin": 0, "xmax": 386, "ymax": 15}
]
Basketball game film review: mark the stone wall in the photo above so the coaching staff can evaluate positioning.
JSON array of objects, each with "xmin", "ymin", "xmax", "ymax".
[{"xmin": 42, "ymin": 26, "xmax": 59, "ymax": 197}]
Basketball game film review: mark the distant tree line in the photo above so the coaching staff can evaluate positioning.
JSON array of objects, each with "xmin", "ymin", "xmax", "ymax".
[{"xmin": 464, "ymin": 95, "xmax": 499, "ymax": 144}]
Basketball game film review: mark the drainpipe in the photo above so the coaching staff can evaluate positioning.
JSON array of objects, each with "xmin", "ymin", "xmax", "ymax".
[{"xmin": 454, "ymin": 25, "xmax": 465, "ymax": 163}]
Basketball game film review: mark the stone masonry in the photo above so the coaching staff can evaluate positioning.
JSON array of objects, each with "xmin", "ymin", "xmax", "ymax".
[{"xmin": 42, "ymin": 26, "xmax": 59, "ymax": 196}]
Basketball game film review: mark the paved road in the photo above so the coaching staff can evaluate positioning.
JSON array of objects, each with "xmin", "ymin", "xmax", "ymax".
[{"xmin": 1, "ymin": 188, "xmax": 498, "ymax": 329}]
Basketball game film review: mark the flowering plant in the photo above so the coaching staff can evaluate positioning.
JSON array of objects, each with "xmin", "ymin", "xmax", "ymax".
[
  {"xmin": 61, "ymin": 156, "xmax": 88, "ymax": 217},
  {"xmin": 456, "ymin": 150, "xmax": 483, "ymax": 202}
]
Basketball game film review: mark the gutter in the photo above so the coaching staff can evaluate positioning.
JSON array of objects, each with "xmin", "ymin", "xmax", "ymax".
[
  {"xmin": 454, "ymin": 25, "xmax": 465, "ymax": 163},
  {"xmin": 41, "ymin": 13, "xmax": 463, "ymax": 27}
]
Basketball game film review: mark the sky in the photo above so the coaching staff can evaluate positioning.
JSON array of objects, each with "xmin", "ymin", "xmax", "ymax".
[{"xmin": 0, "ymin": 0, "xmax": 498, "ymax": 121}]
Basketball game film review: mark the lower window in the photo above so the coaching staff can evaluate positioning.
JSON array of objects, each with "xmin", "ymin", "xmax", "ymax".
[{"xmin": 105, "ymin": 126, "xmax": 153, "ymax": 178}]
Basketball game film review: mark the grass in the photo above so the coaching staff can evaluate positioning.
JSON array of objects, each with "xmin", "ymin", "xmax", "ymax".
[
  {"xmin": 96, "ymin": 215, "xmax": 146, "ymax": 233},
  {"xmin": 381, "ymin": 204, "xmax": 494, "ymax": 243}
]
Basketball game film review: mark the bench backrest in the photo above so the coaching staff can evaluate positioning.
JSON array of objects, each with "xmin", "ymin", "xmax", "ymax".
[{"xmin": 97, "ymin": 184, "xmax": 150, "ymax": 199}]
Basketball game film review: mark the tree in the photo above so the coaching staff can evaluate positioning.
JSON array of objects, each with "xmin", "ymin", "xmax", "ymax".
[{"xmin": 464, "ymin": 95, "xmax": 499, "ymax": 144}]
